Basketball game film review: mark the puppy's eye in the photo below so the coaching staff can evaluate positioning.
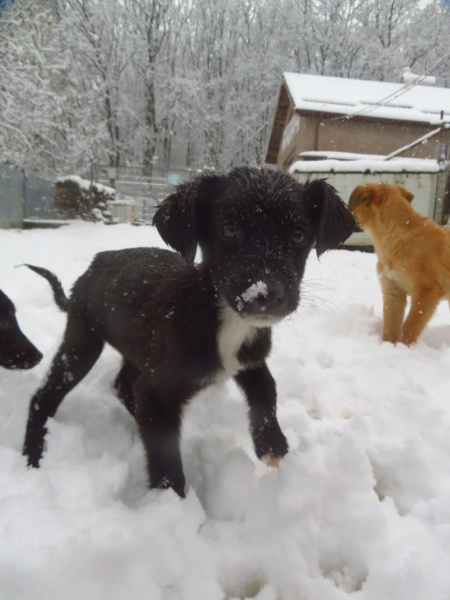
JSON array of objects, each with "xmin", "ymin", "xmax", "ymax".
[
  {"xmin": 291, "ymin": 229, "xmax": 305, "ymax": 244},
  {"xmin": 221, "ymin": 222, "xmax": 239, "ymax": 240}
]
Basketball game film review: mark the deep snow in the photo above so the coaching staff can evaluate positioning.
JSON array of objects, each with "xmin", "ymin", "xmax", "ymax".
[{"xmin": 1, "ymin": 222, "xmax": 450, "ymax": 600}]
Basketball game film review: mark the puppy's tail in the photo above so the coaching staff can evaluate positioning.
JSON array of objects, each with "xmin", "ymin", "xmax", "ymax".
[{"xmin": 24, "ymin": 264, "xmax": 69, "ymax": 312}]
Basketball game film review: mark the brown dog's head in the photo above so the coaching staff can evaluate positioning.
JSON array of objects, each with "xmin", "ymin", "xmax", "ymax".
[
  {"xmin": 348, "ymin": 183, "xmax": 414, "ymax": 228},
  {"xmin": 154, "ymin": 168, "xmax": 355, "ymax": 323}
]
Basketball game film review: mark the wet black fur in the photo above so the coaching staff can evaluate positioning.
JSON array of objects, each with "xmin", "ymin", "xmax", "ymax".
[
  {"xmin": 0, "ymin": 289, "xmax": 42, "ymax": 369},
  {"xmin": 23, "ymin": 167, "xmax": 354, "ymax": 496}
]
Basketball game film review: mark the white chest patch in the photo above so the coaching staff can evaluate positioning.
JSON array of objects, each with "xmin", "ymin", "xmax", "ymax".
[
  {"xmin": 383, "ymin": 265, "xmax": 401, "ymax": 283},
  {"xmin": 216, "ymin": 300, "xmax": 258, "ymax": 381}
]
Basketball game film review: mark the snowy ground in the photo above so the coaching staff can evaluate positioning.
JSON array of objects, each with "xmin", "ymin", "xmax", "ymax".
[{"xmin": 1, "ymin": 222, "xmax": 450, "ymax": 600}]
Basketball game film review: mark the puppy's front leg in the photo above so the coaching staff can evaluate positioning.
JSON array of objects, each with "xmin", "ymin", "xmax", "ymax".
[
  {"xmin": 377, "ymin": 267, "xmax": 407, "ymax": 343},
  {"xmin": 134, "ymin": 375, "xmax": 194, "ymax": 497},
  {"xmin": 400, "ymin": 289, "xmax": 442, "ymax": 346},
  {"xmin": 235, "ymin": 364, "xmax": 288, "ymax": 467}
]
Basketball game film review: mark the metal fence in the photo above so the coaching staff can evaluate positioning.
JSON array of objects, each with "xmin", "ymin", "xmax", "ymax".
[
  {"xmin": 0, "ymin": 165, "xmax": 57, "ymax": 228},
  {"xmin": 24, "ymin": 172, "xmax": 57, "ymax": 221},
  {"xmin": 91, "ymin": 164, "xmax": 196, "ymax": 221},
  {"xmin": 0, "ymin": 163, "xmax": 198, "ymax": 228}
]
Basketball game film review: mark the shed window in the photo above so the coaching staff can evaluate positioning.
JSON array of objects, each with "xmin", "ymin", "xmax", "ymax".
[{"xmin": 281, "ymin": 115, "xmax": 300, "ymax": 153}]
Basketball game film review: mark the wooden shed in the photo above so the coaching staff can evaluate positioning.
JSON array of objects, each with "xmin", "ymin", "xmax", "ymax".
[{"xmin": 266, "ymin": 73, "xmax": 450, "ymax": 172}]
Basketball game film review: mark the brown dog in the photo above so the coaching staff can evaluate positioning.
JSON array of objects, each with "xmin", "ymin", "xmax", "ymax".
[{"xmin": 349, "ymin": 182, "xmax": 450, "ymax": 345}]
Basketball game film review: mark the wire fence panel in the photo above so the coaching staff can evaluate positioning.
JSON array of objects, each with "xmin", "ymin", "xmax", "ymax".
[
  {"xmin": 24, "ymin": 173, "xmax": 57, "ymax": 222},
  {"xmin": 0, "ymin": 165, "xmax": 57, "ymax": 228},
  {"xmin": 0, "ymin": 165, "xmax": 24, "ymax": 228}
]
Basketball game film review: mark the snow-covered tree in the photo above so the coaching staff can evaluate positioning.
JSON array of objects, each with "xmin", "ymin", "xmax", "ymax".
[{"xmin": 0, "ymin": 0, "xmax": 448, "ymax": 176}]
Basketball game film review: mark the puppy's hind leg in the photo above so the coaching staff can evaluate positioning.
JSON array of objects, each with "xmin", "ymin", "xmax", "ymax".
[
  {"xmin": 133, "ymin": 374, "xmax": 196, "ymax": 497},
  {"xmin": 114, "ymin": 360, "xmax": 141, "ymax": 417},
  {"xmin": 235, "ymin": 364, "xmax": 288, "ymax": 467},
  {"xmin": 23, "ymin": 317, "xmax": 104, "ymax": 467}
]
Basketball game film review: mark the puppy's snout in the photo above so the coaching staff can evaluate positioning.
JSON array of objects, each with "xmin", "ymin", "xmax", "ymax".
[
  {"xmin": 256, "ymin": 281, "xmax": 284, "ymax": 304},
  {"xmin": 251, "ymin": 281, "xmax": 287, "ymax": 315},
  {"xmin": 5, "ymin": 343, "xmax": 43, "ymax": 369}
]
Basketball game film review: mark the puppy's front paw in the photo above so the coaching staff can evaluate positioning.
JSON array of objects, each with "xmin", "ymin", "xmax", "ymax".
[
  {"xmin": 23, "ymin": 442, "xmax": 43, "ymax": 468},
  {"xmin": 382, "ymin": 333, "xmax": 398, "ymax": 344},
  {"xmin": 253, "ymin": 419, "xmax": 288, "ymax": 464},
  {"xmin": 398, "ymin": 330, "xmax": 417, "ymax": 346},
  {"xmin": 262, "ymin": 454, "xmax": 283, "ymax": 468},
  {"xmin": 151, "ymin": 472, "xmax": 186, "ymax": 498}
]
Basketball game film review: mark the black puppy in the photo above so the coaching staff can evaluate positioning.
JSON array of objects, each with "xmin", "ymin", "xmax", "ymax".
[
  {"xmin": 23, "ymin": 167, "xmax": 354, "ymax": 496},
  {"xmin": 0, "ymin": 289, "xmax": 42, "ymax": 369}
]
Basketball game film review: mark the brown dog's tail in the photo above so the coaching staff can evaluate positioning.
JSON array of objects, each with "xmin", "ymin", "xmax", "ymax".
[{"xmin": 24, "ymin": 264, "xmax": 69, "ymax": 312}]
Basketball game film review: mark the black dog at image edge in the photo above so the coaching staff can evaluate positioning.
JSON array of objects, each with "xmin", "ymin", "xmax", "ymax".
[
  {"xmin": 23, "ymin": 167, "xmax": 355, "ymax": 497},
  {"xmin": 0, "ymin": 289, "xmax": 42, "ymax": 369}
]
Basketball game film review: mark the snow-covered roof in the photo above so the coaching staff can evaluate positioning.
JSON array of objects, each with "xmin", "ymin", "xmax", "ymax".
[
  {"xmin": 290, "ymin": 156, "xmax": 444, "ymax": 175},
  {"xmin": 284, "ymin": 72, "xmax": 450, "ymax": 126}
]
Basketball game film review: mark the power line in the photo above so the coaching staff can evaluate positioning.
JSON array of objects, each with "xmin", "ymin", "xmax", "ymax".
[{"xmin": 333, "ymin": 52, "xmax": 450, "ymax": 122}]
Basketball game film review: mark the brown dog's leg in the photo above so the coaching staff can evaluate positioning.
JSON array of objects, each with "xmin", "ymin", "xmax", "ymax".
[
  {"xmin": 378, "ymin": 269, "xmax": 407, "ymax": 343},
  {"xmin": 399, "ymin": 289, "xmax": 442, "ymax": 345}
]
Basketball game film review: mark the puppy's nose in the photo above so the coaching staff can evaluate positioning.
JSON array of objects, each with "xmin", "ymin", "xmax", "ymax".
[
  {"xmin": 10, "ymin": 337, "xmax": 43, "ymax": 369},
  {"xmin": 253, "ymin": 280, "xmax": 285, "ymax": 309}
]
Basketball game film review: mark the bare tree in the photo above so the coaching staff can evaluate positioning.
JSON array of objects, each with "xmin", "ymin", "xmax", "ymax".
[
  {"xmin": 1, "ymin": 0, "xmax": 448, "ymax": 177},
  {"xmin": 125, "ymin": 0, "xmax": 170, "ymax": 175}
]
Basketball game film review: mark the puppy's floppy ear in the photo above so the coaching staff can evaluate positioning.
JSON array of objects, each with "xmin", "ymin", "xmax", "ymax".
[
  {"xmin": 395, "ymin": 184, "xmax": 414, "ymax": 203},
  {"xmin": 348, "ymin": 185, "xmax": 371, "ymax": 214},
  {"xmin": 153, "ymin": 174, "xmax": 221, "ymax": 264},
  {"xmin": 305, "ymin": 179, "xmax": 355, "ymax": 256},
  {"xmin": 153, "ymin": 181, "xmax": 198, "ymax": 264}
]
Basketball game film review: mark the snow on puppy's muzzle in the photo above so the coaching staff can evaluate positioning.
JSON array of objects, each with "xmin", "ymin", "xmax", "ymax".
[{"xmin": 236, "ymin": 279, "xmax": 288, "ymax": 324}]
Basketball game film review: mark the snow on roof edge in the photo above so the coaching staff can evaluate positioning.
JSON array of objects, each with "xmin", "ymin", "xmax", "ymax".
[
  {"xmin": 283, "ymin": 72, "xmax": 450, "ymax": 126},
  {"xmin": 289, "ymin": 158, "xmax": 445, "ymax": 175}
]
